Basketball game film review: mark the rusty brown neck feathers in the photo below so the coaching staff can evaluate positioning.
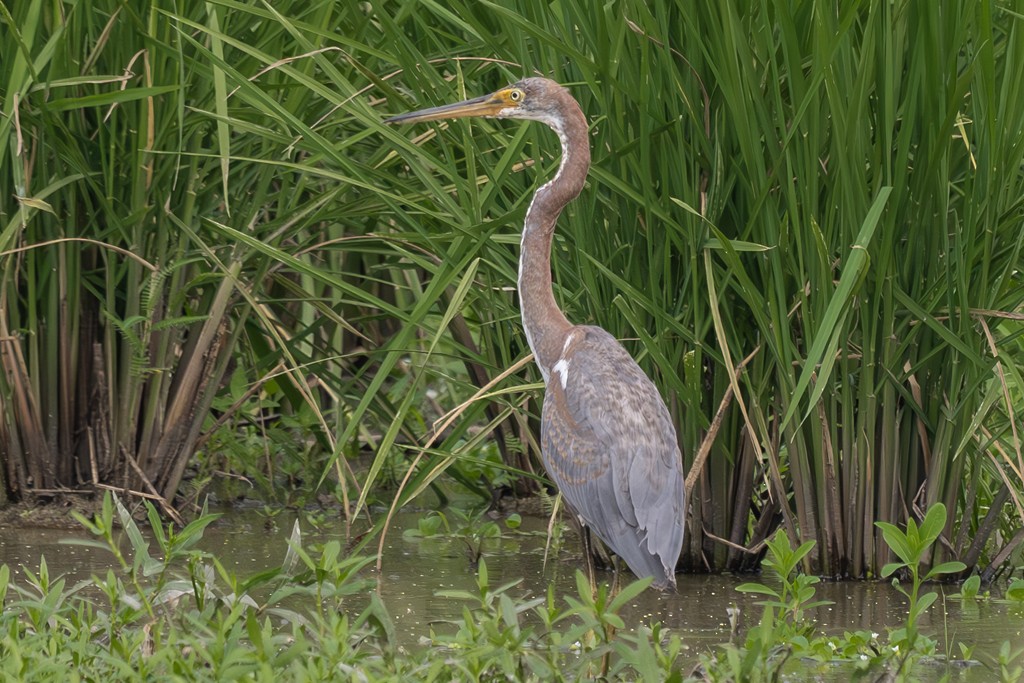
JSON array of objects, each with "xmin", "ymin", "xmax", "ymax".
[{"xmin": 517, "ymin": 85, "xmax": 590, "ymax": 384}]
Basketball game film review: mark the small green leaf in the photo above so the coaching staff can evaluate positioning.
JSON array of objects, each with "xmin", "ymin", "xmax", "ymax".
[
  {"xmin": 15, "ymin": 196, "xmax": 56, "ymax": 214},
  {"xmin": 499, "ymin": 593, "xmax": 518, "ymax": 627},
  {"xmin": 876, "ymin": 522, "xmax": 915, "ymax": 566},
  {"xmin": 703, "ymin": 237, "xmax": 773, "ymax": 252},
  {"xmin": 605, "ymin": 613, "xmax": 626, "ymax": 629},
  {"xmin": 608, "ymin": 576, "xmax": 653, "ymax": 611},
  {"xmin": 925, "ymin": 561, "xmax": 967, "ymax": 580},
  {"xmin": 956, "ymin": 574, "xmax": 981, "ymax": 600},
  {"xmin": 1005, "ymin": 579, "xmax": 1024, "ymax": 602},
  {"xmin": 573, "ymin": 570, "xmax": 592, "ymax": 605},
  {"xmin": 736, "ymin": 583, "xmax": 781, "ymax": 597},
  {"xmin": 791, "ymin": 540, "xmax": 818, "ymax": 565},
  {"xmin": 478, "ymin": 521, "xmax": 501, "ymax": 539},
  {"xmin": 904, "ymin": 518, "xmax": 922, "ymax": 553},
  {"xmin": 918, "ymin": 503, "xmax": 948, "ymax": 545},
  {"xmin": 911, "ymin": 591, "xmax": 938, "ymax": 619},
  {"xmin": 477, "ymin": 557, "xmax": 489, "ymax": 588},
  {"xmin": 880, "ymin": 562, "xmax": 905, "ymax": 579}
]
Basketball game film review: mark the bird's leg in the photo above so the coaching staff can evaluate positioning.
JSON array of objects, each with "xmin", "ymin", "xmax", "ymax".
[
  {"xmin": 579, "ymin": 522, "xmax": 596, "ymax": 591},
  {"xmin": 573, "ymin": 517, "xmax": 620, "ymax": 592},
  {"xmin": 610, "ymin": 554, "xmax": 622, "ymax": 595},
  {"xmin": 599, "ymin": 556, "xmax": 622, "ymax": 679}
]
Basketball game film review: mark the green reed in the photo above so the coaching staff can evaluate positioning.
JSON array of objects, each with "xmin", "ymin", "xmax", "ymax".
[
  {"xmin": 1, "ymin": 2, "xmax": 1022, "ymax": 577},
  {"xmin": 355, "ymin": 0, "xmax": 1024, "ymax": 576}
]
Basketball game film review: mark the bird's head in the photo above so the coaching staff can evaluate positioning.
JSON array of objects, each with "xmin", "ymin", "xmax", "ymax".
[{"xmin": 385, "ymin": 77, "xmax": 565, "ymax": 126}]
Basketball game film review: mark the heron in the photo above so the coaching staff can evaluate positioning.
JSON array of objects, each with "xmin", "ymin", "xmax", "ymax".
[{"xmin": 386, "ymin": 77, "xmax": 685, "ymax": 589}]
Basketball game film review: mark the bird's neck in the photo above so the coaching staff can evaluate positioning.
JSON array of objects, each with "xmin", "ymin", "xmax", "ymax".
[{"xmin": 517, "ymin": 96, "xmax": 590, "ymax": 383}]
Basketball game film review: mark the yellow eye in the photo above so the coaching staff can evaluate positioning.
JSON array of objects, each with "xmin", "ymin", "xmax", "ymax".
[{"xmin": 508, "ymin": 89, "xmax": 523, "ymax": 103}]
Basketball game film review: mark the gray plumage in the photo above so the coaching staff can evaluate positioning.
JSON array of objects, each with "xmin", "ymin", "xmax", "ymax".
[{"xmin": 542, "ymin": 326, "xmax": 685, "ymax": 588}]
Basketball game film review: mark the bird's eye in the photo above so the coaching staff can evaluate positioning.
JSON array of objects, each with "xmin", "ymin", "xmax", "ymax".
[{"xmin": 509, "ymin": 89, "xmax": 523, "ymax": 102}]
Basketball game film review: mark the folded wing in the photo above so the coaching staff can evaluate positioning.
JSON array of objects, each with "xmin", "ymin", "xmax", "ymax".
[{"xmin": 540, "ymin": 326, "xmax": 685, "ymax": 587}]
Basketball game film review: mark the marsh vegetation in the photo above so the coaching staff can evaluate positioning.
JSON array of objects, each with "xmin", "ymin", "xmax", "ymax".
[
  {"xmin": 2, "ymin": 494, "xmax": 1023, "ymax": 681},
  {"xmin": 1, "ymin": 0, "xmax": 1023, "ymax": 679}
]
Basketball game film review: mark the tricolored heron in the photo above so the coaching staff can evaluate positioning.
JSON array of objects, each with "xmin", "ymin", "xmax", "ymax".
[{"xmin": 386, "ymin": 77, "xmax": 685, "ymax": 589}]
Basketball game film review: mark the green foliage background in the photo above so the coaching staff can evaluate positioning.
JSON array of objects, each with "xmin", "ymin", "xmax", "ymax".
[{"xmin": 0, "ymin": 0, "xmax": 1022, "ymax": 576}]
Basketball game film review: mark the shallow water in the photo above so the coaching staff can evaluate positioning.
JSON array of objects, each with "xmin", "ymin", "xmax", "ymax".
[{"xmin": 2, "ymin": 508, "xmax": 1022, "ymax": 680}]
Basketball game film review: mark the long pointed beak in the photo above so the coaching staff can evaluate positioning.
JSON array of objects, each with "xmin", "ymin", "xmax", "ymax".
[{"xmin": 385, "ymin": 92, "xmax": 507, "ymax": 124}]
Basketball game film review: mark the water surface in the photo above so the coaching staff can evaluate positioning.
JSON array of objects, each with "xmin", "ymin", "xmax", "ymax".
[{"xmin": 1, "ymin": 508, "xmax": 1021, "ymax": 680}]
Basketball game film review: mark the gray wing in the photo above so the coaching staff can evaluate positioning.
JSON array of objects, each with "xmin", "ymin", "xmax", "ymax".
[{"xmin": 540, "ymin": 326, "xmax": 685, "ymax": 587}]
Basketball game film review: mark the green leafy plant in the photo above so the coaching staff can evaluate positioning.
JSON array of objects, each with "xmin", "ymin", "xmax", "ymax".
[
  {"xmin": 698, "ymin": 513, "xmax": 996, "ymax": 681},
  {"xmin": 877, "ymin": 506, "xmax": 967, "ymax": 641},
  {"xmin": 2, "ymin": 0, "xmax": 1023, "ymax": 591},
  {"xmin": 996, "ymin": 641, "xmax": 1024, "ymax": 683},
  {"xmin": 432, "ymin": 559, "xmax": 672, "ymax": 681},
  {"xmin": 611, "ymin": 622, "xmax": 685, "ymax": 683},
  {"xmin": 737, "ymin": 530, "xmax": 832, "ymax": 622},
  {"xmin": 403, "ymin": 507, "xmax": 523, "ymax": 567},
  {"xmin": 563, "ymin": 570, "xmax": 654, "ymax": 677},
  {"xmin": 1004, "ymin": 578, "xmax": 1024, "ymax": 603},
  {"xmin": 1, "ymin": 492, "xmax": 400, "ymax": 680},
  {"xmin": 431, "ymin": 559, "xmax": 549, "ymax": 680},
  {"xmin": 699, "ymin": 530, "xmax": 832, "ymax": 681},
  {"xmin": 952, "ymin": 574, "xmax": 984, "ymax": 600},
  {"xmin": 401, "ymin": 510, "xmax": 451, "ymax": 540},
  {"xmin": 362, "ymin": 0, "xmax": 1024, "ymax": 580},
  {"xmin": 2, "ymin": 497, "xmax": 1023, "ymax": 681},
  {"xmin": 874, "ymin": 503, "xmax": 968, "ymax": 676}
]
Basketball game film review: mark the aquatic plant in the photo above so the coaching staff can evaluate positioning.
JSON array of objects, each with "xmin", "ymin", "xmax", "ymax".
[
  {"xmin": 3, "ymin": 495, "xmax": 1024, "ymax": 681},
  {"xmin": 0, "ymin": 493, "xmax": 686, "ymax": 681},
  {"xmin": 875, "ymin": 503, "xmax": 967, "ymax": 672},
  {"xmin": 1005, "ymin": 579, "xmax": 1024, "ymax": 604},
  {"xmin": 402, "ymin": 507, "xmax": 525, "ymax": 568},
  {"xmin": 2, "ymin": 0, "xmax": 1022, "ymax": 585},
  {"xmin": 951, "ymin": 574, "xmax": 984, "ymax": 601},
  {"xmin": 698, "ymin": 530, "xmax": 832, "ymax": 681},
  {"xmin": 697, "ymin": 506, "xmax": 989, "ymax": 681}
]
